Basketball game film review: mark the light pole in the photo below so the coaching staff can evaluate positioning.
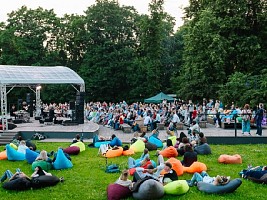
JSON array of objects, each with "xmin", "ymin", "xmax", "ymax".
[{"xmin": 35, "ymin": 85, "xmax": 42, "ymax": 118}]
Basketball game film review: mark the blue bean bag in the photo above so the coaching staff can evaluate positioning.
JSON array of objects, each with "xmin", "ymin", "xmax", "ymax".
[
  {"xmin": 26, "ymin": 149, "xmax": 39, "ymax": 164},
  {"xmin": 148, "ymin": 136, "xmax": 163, "ymax": 148},
  {"xmin": 164, "ymin": 180, "xmax": 189, "ymax": 195},
  {"xmin": 31, "ymin": 175, "xmax": 60, "ymax": 189},
  {"xmin": 6, "ymin": 144, "xmax": 25, "ymax": 161},
  {"xmin": 110, "ymin": 137, "xmax": 122, "ymax": 147},
  {"xmin": 132, "ymin": 179, "xmax": 164, "ymax": 200},
  {"xmin": 32, "ymin": 160, "xmax": 53, "ymax": 171},
  {"xmin": 2, "ymin": 177, "xmax": 32, "ymax": 191},
  {"xmin": 70, "ymin": 141, "xmax": 85, "ymax": 152},
  {"xmin": 194, "ymin": 143, "xmax": 212, "ymax": 155},
  {"xmin": 53, "ymin": 149, "xmax": 73, "ymax": 170},
  {"xmin": 197, "ymin": 178, "xmax": 242, "ymax": 194},
  {"xmin": 107, "ymin": 183, "xmax": 132, "ymax": 200},
  {"xmin": 94, "ymin": 141, "xmax": 110, "ymax": 148}
]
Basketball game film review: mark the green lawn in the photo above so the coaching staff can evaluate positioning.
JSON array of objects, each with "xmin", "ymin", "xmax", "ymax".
[{"xmin": 0, "ymin": 143, "xmax": 266, "ymax": 200}]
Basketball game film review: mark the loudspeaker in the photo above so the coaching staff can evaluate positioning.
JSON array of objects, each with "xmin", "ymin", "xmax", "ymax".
[
  {"xmin": 26, "ymin": 93, "xmax": 31, "ymax": 104},
  {"xmin": 69, "ymin": 101, "xmax": 75, "ymax": 110},
  {"xmin": 76, "ymin": 92, "xmax": 85, "ymax": 104},
  {"xmin": 75, "ymin": 107, "xmax": 84, "ymax": 124}
]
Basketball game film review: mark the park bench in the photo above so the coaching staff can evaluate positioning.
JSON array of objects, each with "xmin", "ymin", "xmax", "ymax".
[
  {"xmin": 199, "ymin": 121, "xmax": 207, "ymax": 128},
  {"xmin": 176, "ymin": 122, "xmax": 184, "ymax": 130},
  {"xmin": 221, "ymin": 121, "xmax": 242, "ymax": 129},
  {"xmin": 157, "ymin": 123, "xmax": 165, "ymax": 130},
  {"xmin": 121, "ymin": 123, "xmax": 131, "ymax": 133},
  {"xmin": 207, "ymin": 117, "xmax": 215, "ymax": 125}
]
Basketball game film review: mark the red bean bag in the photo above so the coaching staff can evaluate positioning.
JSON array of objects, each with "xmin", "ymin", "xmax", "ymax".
[
  {"xmin": 105, "ymin": 147, "xmax": 123, "ymax": 158},
  {"xmin": 161, "ymin": 157, "xmax": 184, "ymax": 176},
  {"xmin": 159, "ymin": 146, "xmax": 178, "ymax": 158},
  {"xmin": 218, "ymin": 154, "xmax": 242, "ymax": 164},
  {"xmin": 63, "ymin": 146, "xmax": 80, "ymax": 155},
  {"xmin": 107, "ymin": 183, "xmax": 132, "ymax": 200},
  {"xmin": 183, "ymin": 162, "xmax": 207, "ymax": 173},
  {"xmin": 0, "ymin": 150, "xmax": 7, "ymax": 160},
  {"xmin": 122, "ymin": 149, "xmax": 135, "ymax": 156}
]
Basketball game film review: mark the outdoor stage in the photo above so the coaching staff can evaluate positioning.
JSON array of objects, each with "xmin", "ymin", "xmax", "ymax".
[{"xmin": 6, "ymin": 118, "xmax": 99, "ymax": 140}]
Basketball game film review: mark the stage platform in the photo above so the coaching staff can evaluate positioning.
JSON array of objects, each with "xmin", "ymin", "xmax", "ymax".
[{"xmin": 2, "ymin": 118, "xmax": 99, "ymax": 140}]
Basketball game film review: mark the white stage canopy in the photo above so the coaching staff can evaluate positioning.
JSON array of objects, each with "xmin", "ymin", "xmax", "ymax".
[{"xmin": 0, "ymin": 65, "xmax": 85, "ymax": 131}]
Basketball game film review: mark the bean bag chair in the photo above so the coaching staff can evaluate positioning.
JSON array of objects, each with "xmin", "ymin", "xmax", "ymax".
[
  {"xmin": 218, "ymin": 154, "xmax": 242, "ymax": 164},
  {"xmin": 26, "ymin": 140, "xmax": 37, "ymax": 151},
  {"xmin": 70, "ymin": 141, "xmax": 85, "ymax": 152},
  {"xmin": 26, "ymin": 148, "xmax": 39, "ymax": 164},
  {"xmin": 159, "ymin": 146, "xmax": 178, "ymax": 158},
  {"xmin": 6, "ymin": 144, "xmax": 25, "ymax": 161},
  {"xmin": 145, "ymin": 142, "xmax": 157, "ymax": 151},
  {"xmin": 2, "ymin": 177, "xmax": 32, "ymax": 191},
  {"xmin": 110, "ymin": 137, "xmax": 122, "ymax": 147},
  {"xmin": 183, "ymin": 162, "xmax": 207, "ymax": 173},
  {"xmin": 94, "ymin": 141, "xmax": 110, "ymax": 148},
  {"xmin": 148, "ymin": 136, "xmax": 163, "ymax": 148},
  {"xmin": 31, "ymin": 175, "xmax": 60, "ymax": 189},
  {"xmin": 194, "ymin": 143, "xmax": 211, "ymax": 155},
  {"xmin": 132, "ymin": 179, "xmax": 164, "ymax": 200},
  {"xmin": 105, "ymin": 147, "xmax": 123, "ymax": 158},
  {"xmin": 9, "ymin": 143, "xmax": 18, "ymax": 150},
  {"xmin": 197, "ymin": 178, "xmax": 242, "ymax": 194},
  {"xmin": 164, "ymin": 180, "xmax": 189, "ymax": 195},
  {"xmin": 64, "ymin": 146, "xmax": 80, "ymax": 155},
  {"xmin": 32, "ymin": 160, "xmax": 53, "ymax": 171},
  {"xmin": 53, "ymin": 149, "xmax": 73, "ymax": 170},
  {"xmin": 122, "ymin": 149, "xmax": 135, "ymax": 156},
  {"xmin": 130, "ymin": 139, "xmax": 145, "ymax": 153},
  {"xmin": 247, "ymin": 173, "xmax": 267, "ymax": 184},
  {"xmin": 0, "ymin": 150, "xmax": 7, "ymax": 160},
  {"xmin": 161, "ymin": 158, "xmax": 183, "ymax": 176},
  {"xmin": 107, "ymin": 183, "xmax": 132, "ymax": 200}
]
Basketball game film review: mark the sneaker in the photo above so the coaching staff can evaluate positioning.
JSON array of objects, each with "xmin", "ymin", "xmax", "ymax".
[{"xmin": 186, "ymin": 180, "xmax": 193, "ymax": 187}]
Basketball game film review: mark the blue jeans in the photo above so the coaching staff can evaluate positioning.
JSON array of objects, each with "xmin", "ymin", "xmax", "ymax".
[
  {"xmin": 1, "ymin": 168, "xmax": 21, "ymax": 182},
  {"xmin": 242, "ymin": 120, "xmax": 250, "ymax": 133},
  {"xmin": 256, "ymin": 119, "xmax": 262, "ymax": 135},
  {"xmin": 190, "ymin": 171, "xmax": 209, "ymax": 184}
]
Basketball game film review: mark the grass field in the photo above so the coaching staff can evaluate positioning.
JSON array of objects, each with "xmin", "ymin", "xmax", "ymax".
[{"xmin": 0, "ymin": 142, "xmax": 266, "ymax": 200}]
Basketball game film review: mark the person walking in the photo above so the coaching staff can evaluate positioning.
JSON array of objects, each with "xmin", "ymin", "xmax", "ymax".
[
  {"xmin": 255, "ymin": 103, "xmax": 264, "ymax": 136},
  {"xmin": 241, "ymin": 104, "xmax": 252, "ymax": 136}
]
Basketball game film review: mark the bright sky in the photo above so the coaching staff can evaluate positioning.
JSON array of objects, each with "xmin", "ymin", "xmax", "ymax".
[{"xmin": 0, "ymin": 0, "xmax": 189, "ymax": 29}]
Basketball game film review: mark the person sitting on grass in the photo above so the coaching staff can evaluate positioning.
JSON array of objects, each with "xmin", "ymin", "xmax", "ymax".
[
  {"xmin": 187, "ymin": 171, "xmax": 230, "ymax": 187},
  {"xmin": 181, "ymin": 144, "xmax": 197, "ymax": 167},
  {"xmin": 177, "ymin": 137, "xmax": 191, "ymax": 156},
  {"xmin": 1, "ymin": 168, "xmax": 30, "ymax": 183},
  {"xmin": 115, "ymin": 170, "xmax": 133, "ymax": 189},
  {"xmin": 196, "ymin": 132, "xmax": 207, "ymax": 145}
]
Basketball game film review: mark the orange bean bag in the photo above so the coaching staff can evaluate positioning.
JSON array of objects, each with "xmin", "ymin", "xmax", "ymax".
[
  {"xmin": 0, "ymin": 150, "xmax": 7, "ymax": 160},
  {"xmin": 105, "ymin": 147, "xmax": 123, "ymax": 158},
  {"xmin": 161, "ymin": 157, "xmax": 184, "ymax": 176},
  {"xmin": 159, "ymin": 146, "xmax": 178, "ymax": 158},
  {"xmin": 218, "ymin": 154, "xmax": 242, "ymax": 164},
  {"xmin": 122, "ymin": 149, "xmax": 135, "ymax": 156},
  {"xmin": 183, "ymin": 162, "xmax": 207, "ymax": 173}
]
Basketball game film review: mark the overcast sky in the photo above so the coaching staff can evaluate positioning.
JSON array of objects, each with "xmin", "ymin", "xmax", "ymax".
[{"xmin": 0, "ymin": 0, "xmax": 189, "ymax": 29}]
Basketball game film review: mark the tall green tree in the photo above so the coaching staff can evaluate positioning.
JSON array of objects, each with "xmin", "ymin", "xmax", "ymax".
[{"xmin": 80, "ymin": 0, "xmax": 139, "ymax": 102}]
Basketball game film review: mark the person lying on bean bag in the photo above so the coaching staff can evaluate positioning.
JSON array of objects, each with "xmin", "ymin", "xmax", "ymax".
[
  {"xmin": 128, "ymin": 148, "xmax": 150, "ymax": 168},
  {"xmin": 1, "ymin": 168, "xmax": 30, "ymax": 183},
  {"xmin": 109, "ymin": 134, "xmax": 122, "ymax": 147},
  {"xmin": 240, "ymin": 165, "xmax": 267, "ymax": 179},
  {"xmin": 187, "ymin": 171, "xmax": 230, "ymax": 187}
]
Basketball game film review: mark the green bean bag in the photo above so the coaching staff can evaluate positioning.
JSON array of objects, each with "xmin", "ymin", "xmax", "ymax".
[
  {"xmin": 168, "ymin": 136, "xmax": 177, "ymax": 146},
  {"xmin": 9, "ymin": 143, "xmax": 18, "ymax": 150},
  {"xmin": 164, "ymin": 180, "xmax": 189, "ymax": 195},
  {"xmin": 197, "ymin": 178, "xmax": 242, "ymax": 194},
  {"xmin": 32, "ymin": 160, "xmax": 52, "ymax": 171},
  {"xmin": 70, "ymin": 141, "xmax": 85, "ymax": 152},
  {"xmin": 130, "ymin": 139, "xmax": 145, "ymax": 153}
]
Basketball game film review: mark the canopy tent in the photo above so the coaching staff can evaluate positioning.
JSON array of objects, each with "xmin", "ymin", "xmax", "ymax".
[
  {"xmin": 144, "ymin": 92, "xmax": 175, "ymax": 103},
  {"xmin": 0, "ymin": 65, "xmax": 85, "ymax": 131}
]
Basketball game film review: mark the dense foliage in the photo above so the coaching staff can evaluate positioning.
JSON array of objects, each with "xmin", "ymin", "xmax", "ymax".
[{"xmin": 0, "ymin": 0, "xmax": 266, "ymax": 106}]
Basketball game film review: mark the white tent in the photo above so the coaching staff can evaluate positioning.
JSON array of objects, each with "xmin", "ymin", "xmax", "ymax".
[{"xmin": 0, "ymin": 65, "xmax": 85, "ymax": 131}]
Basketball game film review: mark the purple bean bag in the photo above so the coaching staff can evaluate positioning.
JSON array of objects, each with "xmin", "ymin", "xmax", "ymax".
[
  {"xmin": 63, "ymin": 146, "xmax": 80, "ymax": 155},
  {"xmin": 107, "ymin": 183, "xmax": 132, "ymax": 200}
]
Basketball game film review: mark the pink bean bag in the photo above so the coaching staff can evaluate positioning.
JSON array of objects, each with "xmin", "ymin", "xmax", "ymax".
[
  {"xmin": 64, "ymin": 146, "xmax": 80, "ymax": 155},
  {"xmin": 218, "ymin": 154, "xmax": 242, "ymax": 164},
  {"xmin": 107, "ymin": 183, "xmax": 132, "ymax": 200}
]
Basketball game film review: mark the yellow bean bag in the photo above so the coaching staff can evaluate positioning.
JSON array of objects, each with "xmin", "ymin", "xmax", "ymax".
[
  {"xmin": 168, "ymin": 136, "xmax": 177, "ymax": 146},
  {"xmin": 122, "ymin": 149, "xmax": 135, "ymax": 156},
  {"xmin": 70, "ymin": 141, "xmax": 85, "ymax": 152},
  {"xmin": 0, "ymin": 150, "xmax": 7, "ymax": 160},
  {"xmin": 183, "ymin": 162, "xmax": 207, "ymax": 173},
  {"xmin": 161, "ymin": 157, "xmax": 184, "ymax": 176},
  {"xmin": 10, "ymin": 143, "xmax": 18, "ymax": 150},
  {"xmin": 105, "ymin": 147, "xmax": 123, "ymax": 158},
  {"xmin": 130, "ymin": 139, "xmax": 145, "ymax": 153},
  {"xmin": 159, "ymin": 146, "xmax": 178, "ymax": 158},
  {"xmin": 164, "ymin": 180, "xmax": 189, "ymax": 195},
  {"xmin": 218, "ymin": 154, "xmax": 242, "ymax": 164}
]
